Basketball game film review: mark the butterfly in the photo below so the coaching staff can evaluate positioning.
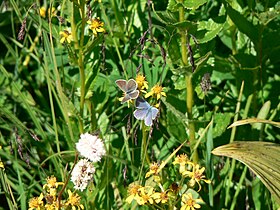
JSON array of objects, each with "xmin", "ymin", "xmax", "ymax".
[
  {"xmin": 115, "ymin": 79, "xmax": 139, "ymax": 104},
  {"xmin": 133, "ymin": 97, "xmax": 159, "ymax": 126}
]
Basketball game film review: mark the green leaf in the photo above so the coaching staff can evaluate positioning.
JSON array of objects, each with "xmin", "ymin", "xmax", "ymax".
[
  {"xmin": 167, "ymin": 0, "xmax": 207, "ymax": 12},
  {"xmin": 212, "ymin": 141, "xmax": 280, "ymax": 204},
  {"xmin": 198, "ymin": 19, "xmax": 225, "ymax": 43},
  {"xmin": 224, "ymin": 3, "xmax": 259, "ymax": 44}
]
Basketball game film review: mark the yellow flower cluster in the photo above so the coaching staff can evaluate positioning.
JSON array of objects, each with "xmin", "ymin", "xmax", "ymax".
[
  {"xmin": 125, "ymin": 154, "xmax": 211, "ymax": 209},
  {"xmin": 135, "ymin": 73, "xmax": 166, "ymax": 101},
  {"xmin": 28, "ymin": 176, "xmax": 84, "ymax": 210}
]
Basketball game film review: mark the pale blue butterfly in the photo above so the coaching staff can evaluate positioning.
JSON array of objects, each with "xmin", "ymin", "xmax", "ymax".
[
  {"xmin": 115, "ymin": 79, "xmax": 139, "ymax": 104},
  {"xmin": 133, "ymin": 97, "xmax": 159, "ymax": 126}
]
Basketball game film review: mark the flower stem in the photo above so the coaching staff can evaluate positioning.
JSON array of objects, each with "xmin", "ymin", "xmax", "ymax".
[{"xmin": 178, "ymin": 2, "xmax": 198, "ymax": 163}]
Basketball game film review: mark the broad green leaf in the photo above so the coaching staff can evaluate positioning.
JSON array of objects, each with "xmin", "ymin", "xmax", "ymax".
[
  {"xmin": 212, "ymin": 141, "xmax": 280, "ymax": 204},
  {"xmin": 212, "ymin": 113, "xmax": 233, "ymax": 138},
  {"xmin": 224, "ymin": 3, "xmax": 259, "ymax": 44},
  {"xmin": 167, "ymin": 0, "xmax": 207, "ymax": 12},
  {"xmin": 197, "ymin": 19, "xmax": 225, "ymax": 43}
]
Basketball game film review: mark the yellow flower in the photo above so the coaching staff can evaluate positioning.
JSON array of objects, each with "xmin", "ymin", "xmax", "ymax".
[
  {"xmin": 0, "ymin": 161, "xmax": 4, "ymax": 169},
  {"xmin": 145, "ymin": 84, "xmax": 166, "ymax": 100},
  {"xmin": 151, "ymin": 191, "xmax": 168, "ymax": 204},
  {"xmin": 87, "ymin": 17, "xmax": 105, "ymax": 36},
  {"xmin": 44, "ymin": 203, "xmax": 59, "ymax": 210},
  {"xmin": 182, "ymin": 164, "xmax": 211, "ymax": 191},
  {"xmin": 43, "ymin": 176, "xmax": 64, "ymax": 189},
  {"xmin": 125, "ymin": 183, "xmax": 142, "ymax": 204},
  {"xmin": 135, "ymin": 74, "xmax": 148, "ymax": 91},
  {"xmin": 40, "ymin": 7, "xmax": 46, "ymax": 18},
  {"xmin": 138, "ymin": 186, "xmax": 154, "ymax": 205},
  {"xmin": 173, "ymin": 154, "xmax": 193, "ymax": 174},
  {"xmin": 181, "ymin": 193, "xmax": 203, "ymax": 210},
  {"xmin": 59, "ymin": 30, "xmax": 73, "ymax": 44},
  {"xmin": 65, "ymin": 190, "xmax": 84, "ymax": 209},
  {"xmin": 28, "ymin": 193, "xmax": 44, "ymax": 210}
]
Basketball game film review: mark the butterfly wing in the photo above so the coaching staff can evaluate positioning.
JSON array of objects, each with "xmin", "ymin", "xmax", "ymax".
[
  {"xmin": 135, "ymin": 97, "xmax": 150, "ymax": 109},
  {"xmin": 151, "ymin": 107, "xmax": 159, "ymax": 120},
  {"xmin": 115, "ymin": 79, "xmax": 128, "ymax": 92},
  {"xmin": 133, "ymin": 109, "xmax": 148, "ymax": 120},
  {"xmin": 128, "ymin": 90, "xmax": 139, "ymax": 100},
  {"xmin": 126, "ymin": 79, "xmax": 138, "ymax": 93},
  {"xmin": 144, "ymin": 107, "xmax": 159, "ymax": 126},
  {"xmin": 121, "ymin": 94, "xmax": 131, "ymax": 104}
]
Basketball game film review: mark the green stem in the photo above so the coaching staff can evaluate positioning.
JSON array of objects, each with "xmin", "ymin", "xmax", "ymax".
[
  {"xmin": 71, "ymin": 1, "xmax": 86, "ymax": 133},
  {"xmin": 178, "ymin": 1, "xmax": 198, "ymax": 163}
]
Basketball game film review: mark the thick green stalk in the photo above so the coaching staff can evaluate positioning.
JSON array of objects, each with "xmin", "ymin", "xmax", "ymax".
[
  {"xmin": 178, "ymin": 2, "xmax": 198, "ymax": 163},
  {"xmin": 71, "ymin": 1, "xmax": 86, "ymax": 133}
]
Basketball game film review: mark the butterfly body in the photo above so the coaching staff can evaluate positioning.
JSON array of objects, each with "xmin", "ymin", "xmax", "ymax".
[
  {"xmin": 115, "ymin": 79, "xmax": 139, "ymax": 104},
  {"xmin": 133, "ymin": 97, "xmax": 159, "ymax": 126}
]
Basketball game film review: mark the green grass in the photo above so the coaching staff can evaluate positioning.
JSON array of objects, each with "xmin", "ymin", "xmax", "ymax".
[{"xmin": 0, "ymin": 0, "xmax": 280, "ymax": 209}]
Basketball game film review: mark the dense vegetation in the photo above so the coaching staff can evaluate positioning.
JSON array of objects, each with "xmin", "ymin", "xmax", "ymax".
[{"xmin": 0, "ymin": 0, "xmax": 279, "ymax": 209}]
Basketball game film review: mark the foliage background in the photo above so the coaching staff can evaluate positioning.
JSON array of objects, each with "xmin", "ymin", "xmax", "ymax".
[{"xmin": 0, "ymin": 0, "xmax": 279, "ymax": 209}]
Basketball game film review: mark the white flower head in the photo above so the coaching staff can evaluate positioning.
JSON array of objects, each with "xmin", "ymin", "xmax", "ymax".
[
  {"xmin": 76, "ymin": 132, "xmax": 106, "ymax": 162},
  {"xmin": 71, "ymin": 159, "xmax": 96, "ymax": 191}
]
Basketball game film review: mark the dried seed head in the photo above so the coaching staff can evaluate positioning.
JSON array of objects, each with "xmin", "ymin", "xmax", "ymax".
[
  {"xmin": 200, "ymin": 73, "xmax": 212, "ymax": 93},
  {"xmin": 18, "ymin": 17, "xmax": 27, "ymax": 41}
]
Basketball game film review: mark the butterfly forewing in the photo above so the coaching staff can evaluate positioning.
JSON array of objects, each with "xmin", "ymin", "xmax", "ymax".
[
  {"xmin": 126, "ymin": 79, "xmax": 138, "ymax": 94},
  {"xmin": 115, "ymin": 79, "xmax": 128, "ymax": 92}
]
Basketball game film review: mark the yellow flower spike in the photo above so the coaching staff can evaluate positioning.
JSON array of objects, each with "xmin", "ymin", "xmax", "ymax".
[
  {"xmin": 59, "ymin": 30, "xmax": 73, "ymax": 44},
  {"xmin": 145, "ymin": 84, "xmax": 166, "ymax": 100},
  {"xmin": 65, "ymin": 190, "xmax": 84, "ymax": 209},
  {"xmin": 87, "ymin": 17, "xmax": 105, "ymax": 36},
  {"xmin": 28, "ymin": 193, "xmax": 44, "ymax": 210},
  {"xmin": 182, "ymin": 164, "xmax": 211, "ymax": 191},
  {"xmin": 181, "ymin": 193, "xmax": 203, "ymax": 210},
  {"xmin": 135, "ymin": 74, "xmax": 149, "ymax": 90}
]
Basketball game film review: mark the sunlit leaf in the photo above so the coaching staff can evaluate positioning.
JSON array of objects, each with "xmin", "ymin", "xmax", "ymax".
[
  {"xmin": 167, "ymin": 0, "xmax": 207, "ymax": 11},
  {"xmin": 212, "ymin": 141, "xmax": 280, "ymax": 204},
  {"xmin": 228, "ymin": 118, "xmax": 280, "ymax": 129},
  {"xmin": 198, "ymin": 19, "xmax": 225, "ymax": 43}
]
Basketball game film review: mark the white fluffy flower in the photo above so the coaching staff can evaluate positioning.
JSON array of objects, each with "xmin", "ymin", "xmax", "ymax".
[
  {"xmin": 71, "ymin": 159, "xmax": 96, "ymax": 191},
  {"xmin": 76, "ymin": 133, "xmax": 106, "ymax": 162}
]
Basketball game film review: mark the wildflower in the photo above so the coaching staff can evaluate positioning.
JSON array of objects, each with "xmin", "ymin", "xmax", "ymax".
[
  {"xmin": 145, "ymin": 162, "xmax": 161, "ymax": 182},
  {"xmin": 138, "ymin": 186, "xmax": 154, "ymax": 205},
  {"xmin": 39, "ymin": 6, "xmax": 46, "ymax": 18},
  {"xmin": 182, "ymin": 164, "xmax": 211, "ymax": 191},
  {"xmin": 87, "ymin": 17, "xmax": 105, "ymax": 36},
  {"xmin": 76, "ymin": 133, "xmax": 106, "ymax": 162},
  {"xmin": 135, "ymin": 74, "xmax": 148, "ymax": 91},
  {"xmin": 173, "ymin": 154, "xmax": 193, "ymax": 174},
  {"xmin": 125, "ymin": 183, "xmax": 142, "ymax": 204},
  {"xmin": 45, "ymin": 203, "xmax": 59, "ymax": 210},
  {"xmin": 145, "ymin": 84, "xmax": 166, "ymax": 100},
  {"xmin": 65, "ymin": 190, "xmax": 84, "ymax": 209},
  {"xmin": 181, "ymin": 193, "xmax": 203, "ymax": 210},
  {"xmin": 28, "ymin": 193, "xmax": 44, "ymax": 210},
  {"xmin": 59, "ymin": 30, "xmax": 73, "ymax": 44},
  {"xmin": 151, "ymin": 191, "xmax": 168, "ymax": 204},
  {"xmin": 71, "ymin": 159, "xmax": 96, "ymax": 191},
  {"xmin": 0, "ymin": 161, "xmax": 4, "ymax": 169},
  {"xmin": 43, "ymin": 176, "xmax": 64, "ymax": 190}
]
